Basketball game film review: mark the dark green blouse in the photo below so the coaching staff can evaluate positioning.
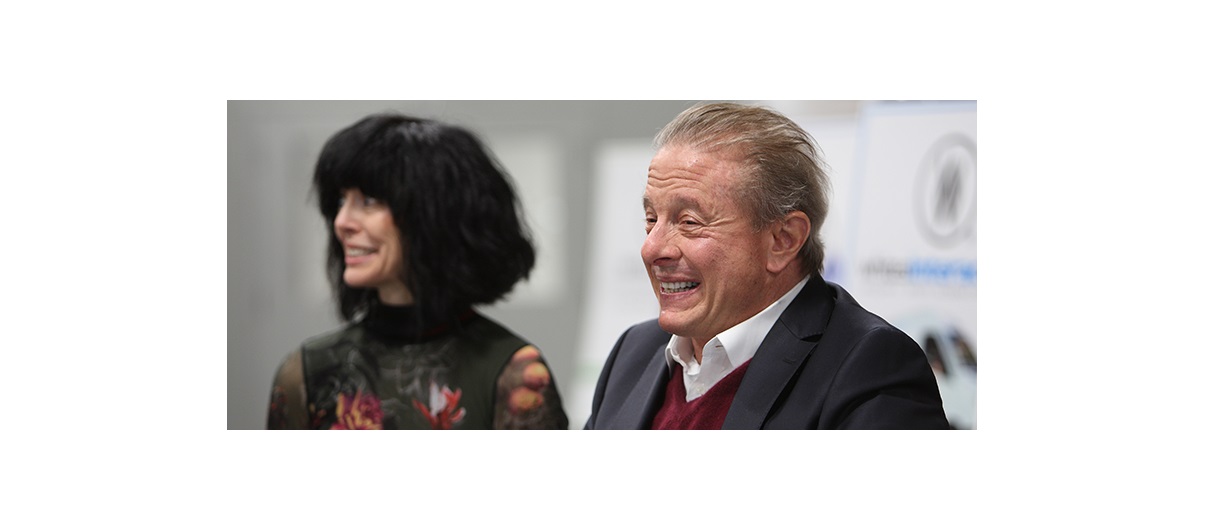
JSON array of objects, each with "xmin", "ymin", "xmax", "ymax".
[{"xmin": 268, "ymin": 305, "xmax": 567, "ymax": 429}]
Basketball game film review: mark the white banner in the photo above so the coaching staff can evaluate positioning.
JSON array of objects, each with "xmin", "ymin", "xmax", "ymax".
[{"xmin": 845, "ymin": 101, "xmax": 978, "ymax": 428}]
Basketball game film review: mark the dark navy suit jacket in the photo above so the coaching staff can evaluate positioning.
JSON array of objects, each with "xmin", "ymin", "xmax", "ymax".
[{"xmin": 584, "ymin": 277, "xmax": 950, "ymax": 429}]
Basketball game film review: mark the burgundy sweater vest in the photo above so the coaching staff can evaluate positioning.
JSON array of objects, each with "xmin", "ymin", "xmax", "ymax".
[{"xmin": 652, "ymin": 360, "xmax": 752, "ymax": 429}]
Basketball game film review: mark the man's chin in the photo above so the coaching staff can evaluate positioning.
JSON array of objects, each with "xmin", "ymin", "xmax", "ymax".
[{"xmin": 657, "ymin": 313, "xmax": 694, "ymax": 337}]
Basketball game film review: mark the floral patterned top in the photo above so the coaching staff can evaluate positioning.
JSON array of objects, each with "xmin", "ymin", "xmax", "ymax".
[{"xmin": 267, "ymin": 305, "xmax": 567, "ymax": 429}]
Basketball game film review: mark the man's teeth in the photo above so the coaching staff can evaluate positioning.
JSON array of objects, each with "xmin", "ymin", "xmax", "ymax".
[
  {"xmin": 661, "ymin": 281, "xmax": 699, "ymax": 293},
  {"xmin": 346, "ymin": 248, "xmax": 373, "ymax": 256}
]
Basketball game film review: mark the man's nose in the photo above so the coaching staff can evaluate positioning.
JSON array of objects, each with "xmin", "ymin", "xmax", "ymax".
[{"xmin": 641, "ymin": 222, "xmax": 680, "ymax": 265}]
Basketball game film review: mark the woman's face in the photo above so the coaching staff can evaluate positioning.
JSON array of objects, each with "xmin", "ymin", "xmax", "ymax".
[{"xmin": 333, "ymin": 188, "xmax": 412, "ymax": 305}]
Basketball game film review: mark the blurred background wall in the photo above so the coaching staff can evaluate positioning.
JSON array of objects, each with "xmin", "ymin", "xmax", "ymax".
[{"xmin": 227, "ymin": 100, "xmax": 975, "ymax": 429}]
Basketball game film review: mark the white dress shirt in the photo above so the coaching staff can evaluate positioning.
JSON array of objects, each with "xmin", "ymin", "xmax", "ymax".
[{"xmin": 664, "ymin": 277, "xmax": 809, "ymax": 402}]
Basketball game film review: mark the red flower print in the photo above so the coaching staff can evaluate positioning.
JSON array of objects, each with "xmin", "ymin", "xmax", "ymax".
[
  {"xmin": 331, "ymin": 390, "xmax": 383, "ymax": 430},
  {"xmin": 413, "ymin": 382, "xmax": 467, "ymax": 429},
  {"xmin": 508, "ymin": 386, "xmax": 545, "ymax": 414},
  {"xmin": 510, "ymin": 345, "xmax": 541, "ymax": 364},
  {"xmin": 522, "ymin": 362, "xmax": 550, "ymax": 391}
]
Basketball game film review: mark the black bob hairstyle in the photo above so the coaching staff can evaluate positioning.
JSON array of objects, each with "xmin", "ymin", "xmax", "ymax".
[{"xmin": 312, "ymin": 113, "xmax": 536, "ymax": 326}]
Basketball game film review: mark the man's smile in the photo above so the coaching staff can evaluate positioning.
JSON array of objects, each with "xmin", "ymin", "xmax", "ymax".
[{"xmin": 660, "ymin": 281, "xmax": 700, "ymax": 294}]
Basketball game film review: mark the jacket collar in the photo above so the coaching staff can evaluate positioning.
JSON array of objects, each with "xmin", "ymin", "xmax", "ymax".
[
  {"xmin": 721, "ymin": 275, "xmax": 834, "ymax": 429},
  {"xmin": 611, "ymin": 354, "xmax": 671, "ymax": 429}
]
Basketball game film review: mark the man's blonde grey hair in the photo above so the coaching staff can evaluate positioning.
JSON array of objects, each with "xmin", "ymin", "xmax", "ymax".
[{"xmin": 653, "ymin": 101, "xmax": 831, "ymax": 275}]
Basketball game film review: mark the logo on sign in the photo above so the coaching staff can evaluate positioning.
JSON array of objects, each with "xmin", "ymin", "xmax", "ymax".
[{"xmin": 914, "ymin": 134, "xmax": 976, "ymax": 247}]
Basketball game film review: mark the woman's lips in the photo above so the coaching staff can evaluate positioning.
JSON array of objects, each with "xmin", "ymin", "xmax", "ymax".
[{"xmin": 344, "ymin": 246, "xmax": 376, "ymax": 266}]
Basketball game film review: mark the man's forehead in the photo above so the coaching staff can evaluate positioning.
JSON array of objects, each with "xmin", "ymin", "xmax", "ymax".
[
  {"xmin": 650, "ymin": 144, "xmax": 747, "ymax": 185},
  {"xmin": 654, "ymin": 141, "xmax": 745, "ymax": 165},
  {"xmin": 651, "ymin": 147, "xmax": 716, "ymax": 173},
  {"xmin": 643, "ymin": 190, "xmax": 707, "ymax": 212}
]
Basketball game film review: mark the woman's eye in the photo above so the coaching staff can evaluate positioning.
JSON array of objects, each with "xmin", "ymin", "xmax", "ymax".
[
  {"xmin": 338, "ymin": 191, "xmax": 383, "ymax": 210},
  {"xmin": 337, "ymin": 190, "xmax": 357, "ymax": 209}
]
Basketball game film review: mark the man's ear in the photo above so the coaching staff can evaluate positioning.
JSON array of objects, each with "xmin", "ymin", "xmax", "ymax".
[{"xmin": 766, "ymin": 211, "xmax": 811, "ymax": 274}]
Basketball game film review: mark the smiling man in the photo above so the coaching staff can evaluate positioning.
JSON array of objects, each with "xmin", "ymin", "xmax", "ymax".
[{"xmin": 584, "ymin": 102, "xmax": 949, "ymax": 429}]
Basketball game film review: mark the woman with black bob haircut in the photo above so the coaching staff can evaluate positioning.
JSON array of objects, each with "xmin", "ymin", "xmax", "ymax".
[{"xmin": 267, "ymin": 113, "xmax": 568, "ymax": 429}]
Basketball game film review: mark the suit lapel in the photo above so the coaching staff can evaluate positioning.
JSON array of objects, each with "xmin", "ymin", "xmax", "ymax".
[
  {"xmin": 611, "ymin": 349, "xmax": 670, "ymax": 429},
  {"xmin": 722, "ymin": 277, "xmax": 834, "ymax": 429}
]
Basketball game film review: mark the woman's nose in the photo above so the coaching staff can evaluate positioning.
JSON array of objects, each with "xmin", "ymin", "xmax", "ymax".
[{"xmin": 334, "ymin": 202, "xmax": 357, "ymax": 237}]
